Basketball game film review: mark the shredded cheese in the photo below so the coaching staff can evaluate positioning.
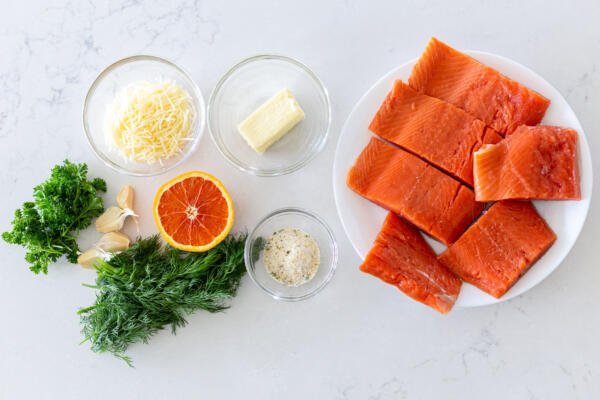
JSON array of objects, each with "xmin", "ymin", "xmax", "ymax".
[{"xmin": 105, "ymin": 80, "xmax": 195, "ymax": 164}]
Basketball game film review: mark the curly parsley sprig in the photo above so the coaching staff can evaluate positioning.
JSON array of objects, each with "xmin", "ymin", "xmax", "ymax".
[{"xmin": 2, "ymin": 160, "xmax": 106, "ymax": 274}]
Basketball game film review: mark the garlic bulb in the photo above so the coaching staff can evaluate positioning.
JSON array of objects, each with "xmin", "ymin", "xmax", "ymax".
[
  {"xmin": 78, "ymin": 233, "xmax": 131, "ymax": 268},
  {"xmin": 95, "ymin": 206, "xmax": 136, "ymax": 233},
  {"xmin": 78, "ymin": 248, "xmax": 103, "ymax": 268},
  {"xmin": 77, "ymin": 248, "xmax": 111, "ymax": 268},
  {"xmin": 96, "ymin": 232, "xmax": 130, "ymax": 252},
  {"xmin": 116, "ymin": 185, "xmax": 134, "ymax": 210},
  {"xmin": 84, "ymin": 185, "xmax": 136, "ymax": 268}
]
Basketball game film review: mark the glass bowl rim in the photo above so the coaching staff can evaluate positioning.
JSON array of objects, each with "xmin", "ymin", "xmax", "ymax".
[
  {"xmin": 244, "ymin": 206, "xmax": 338, "ymax": 302},
  {"xmin": 207, "ymin": 54, "xmax": 332, "ymax": 177},
  {"xmin": 82, "ymin": 54, "xmax": 206, "ymax": 177}
]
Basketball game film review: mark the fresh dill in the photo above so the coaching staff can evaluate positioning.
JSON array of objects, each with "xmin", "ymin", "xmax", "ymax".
[
  {"xmin": 251, "ymin": 236, "xmax": 265, "ymax": 262},
  {"xmin": 78, "ymin": 234, "xmax": 247, "ymax": 366}
]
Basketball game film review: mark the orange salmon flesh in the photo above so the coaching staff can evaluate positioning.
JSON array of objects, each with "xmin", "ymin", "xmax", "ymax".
[
  {"xmin": 438, "ymin": 201, "xmax": 556, "ymax": 298},
  {"xmin": 474, "ymin": 125, "xmax": 581, "ymax": 201},
  {"xmin": 347, "ymin": 137, "xmax": 484, "ymax": 245},
  {"xmin": 360, "ymin": 212, "xmax": 462, "ymax": 314},
  {"xmin": 409, "ymin": 37, "xmax": 550, "ymax": 135},
  {"xmin": 369, "ymin": 80, "xmax": 502, "ymax": 186}
]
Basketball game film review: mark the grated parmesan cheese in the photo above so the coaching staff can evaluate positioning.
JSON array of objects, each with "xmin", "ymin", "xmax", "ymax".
[{"xmin": 105, "ymin": 80, "xmax": 195, "ymax": 164}]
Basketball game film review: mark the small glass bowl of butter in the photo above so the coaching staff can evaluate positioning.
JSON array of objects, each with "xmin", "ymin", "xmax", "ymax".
[{"xmin": 208, "ymin": 55, "xmax": 331, "ymax": 176}]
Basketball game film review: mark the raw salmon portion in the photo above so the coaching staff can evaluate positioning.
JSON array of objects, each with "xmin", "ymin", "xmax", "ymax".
[
  {"xmin": 360, "ymin": 212, "xmax": 462, "ymax": 313},
  {"xmin": 369, "ymin": 80, "xmax": 503, "ymax": 185},
  {"xmin": 409, "ymin": 37, "xmax": 550, "ymax": 135},
  {"xmin": 474, "ymin": 125, "xmax": 581, "ymax": 201},
  {"xmin": 347, "ymin": 137, "xmax": 484, "ymax": 245},
  {"xmin": 438, "ymin": 201, "xmax": 556, "ymax": 298}
]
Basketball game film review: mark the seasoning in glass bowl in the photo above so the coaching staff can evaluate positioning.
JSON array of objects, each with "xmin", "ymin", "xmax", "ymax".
[{"xmin": 263, "ymin": 228, "xmax": 320, "ymax": 286}]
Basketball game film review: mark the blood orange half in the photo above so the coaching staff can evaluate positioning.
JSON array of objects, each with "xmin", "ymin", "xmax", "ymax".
[{"xmin": 153, "ymin": 171, "xmax": 234, "ymax": 252}]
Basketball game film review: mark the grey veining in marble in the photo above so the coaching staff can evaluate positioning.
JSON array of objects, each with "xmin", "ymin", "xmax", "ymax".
[{"xmin": 0, "ymin": 0, "xmax": 598, "ymax": 399}]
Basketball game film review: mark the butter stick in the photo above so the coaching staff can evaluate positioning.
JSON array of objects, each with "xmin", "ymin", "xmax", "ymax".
[{"xmin": 237, "ymin": 88, "xmax": 305, "ymax": 154}]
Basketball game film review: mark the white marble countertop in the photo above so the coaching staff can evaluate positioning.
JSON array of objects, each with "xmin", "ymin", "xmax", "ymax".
[{"xmin": 1, "ymin": 1, "xmax": 598, "ymax": 398}]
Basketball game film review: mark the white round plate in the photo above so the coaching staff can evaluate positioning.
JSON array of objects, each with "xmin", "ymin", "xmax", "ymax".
[{"xmin": 333, "ymin": 51, "xmax": 593, "ymax": 307}]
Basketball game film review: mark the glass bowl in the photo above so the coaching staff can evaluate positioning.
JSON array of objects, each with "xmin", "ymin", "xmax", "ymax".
[
  {"xmin": 83, "ymin": 55, "xmax": 205, "ymax": 176},
  {"xmin": 245, "ymin": 208, "xmax": 338, "ymax": 301},
  {"xmin": 208, "ymin": 55, "xmax": 331, "ymax": 176}
]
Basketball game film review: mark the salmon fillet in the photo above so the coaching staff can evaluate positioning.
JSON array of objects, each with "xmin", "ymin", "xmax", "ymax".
[
  {"xmin": 347, "ymin": 137, "xmax": 484, "ymax": 245},
  {"xmin": 474, "ymin": 125, "xmax": 581, "ymax": 201},
  {"xmin": 369, "ymin": 80, "xmax": 503, "ymax": 185},
  {"xmin": 409, "ymin": 37, "xmax": 550, "ymax": 135},
  {"xmin": 438, "ymin": 201, "xmax": 556, "ymax": 298},
  {"xmin": 360, "ymin": 212, "xmax": 462, "ymax": 313}
]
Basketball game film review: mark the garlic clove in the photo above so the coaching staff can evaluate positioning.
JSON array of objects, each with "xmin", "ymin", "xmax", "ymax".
[
  {"xmin": 116, "ymin": 185, "xmax": 134, "ymax": 210},
  {"xmin": 78, "ymin": 248, "xmax": 102, "ymax": 268},
  {"xmin": 96, "ymin": 206, "xmax": 129, "ymax": 233},
  {"xmin": 96, "ymin": 232, "xmax": 130, "ymax": 252}
]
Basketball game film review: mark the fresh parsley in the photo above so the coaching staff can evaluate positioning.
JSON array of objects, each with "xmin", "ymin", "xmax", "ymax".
[{"xmin": 2, "ymin": 160, "xmax": 107, "ymax": 274}]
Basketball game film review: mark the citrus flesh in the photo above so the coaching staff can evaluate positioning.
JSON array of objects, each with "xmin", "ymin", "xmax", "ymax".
[{"xmin": 153, "ymin": 171, "xmax": 234, "ymax": 252}]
